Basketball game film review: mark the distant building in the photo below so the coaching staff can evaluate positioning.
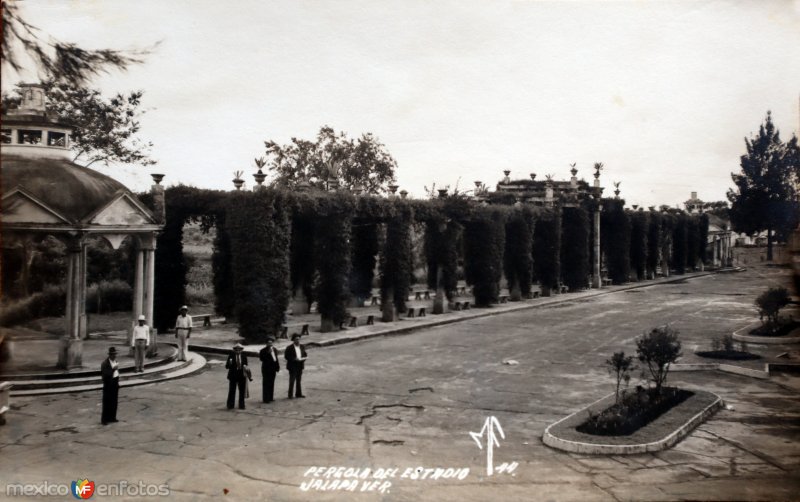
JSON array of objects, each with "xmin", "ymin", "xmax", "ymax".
[
  {"xmin": 493, "ymin": 167, "xmax": 601, "ymax": 207},
  {"xmin": 682, "ymin": 191, "xmax": 733, "ymax": 267}
]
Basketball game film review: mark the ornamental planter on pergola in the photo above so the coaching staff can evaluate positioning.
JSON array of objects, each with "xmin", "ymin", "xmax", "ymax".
[{"xmin": 1, "ymin": 84, "xmax": 165, "ymax": 369}]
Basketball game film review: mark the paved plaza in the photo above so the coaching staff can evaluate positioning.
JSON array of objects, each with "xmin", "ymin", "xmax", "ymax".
[{"xmin": 2, "ymin": 266, "xmax": 799, "ymax": 501}]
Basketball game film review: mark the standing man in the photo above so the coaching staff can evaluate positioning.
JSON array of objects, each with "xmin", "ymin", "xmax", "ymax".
[
  {"xmin": 225, "ymin": 343, "xmax": 249, "ymax": 410},
  {"xmin": 100, "ymin": 347, "xmax": 120, "ymax": 425},
  {"xmin": 284, "ymin": 333, "xmax": 307, "ymax": 399},
  {"xmin": 174, "ymin": 305, "xmax": 192, "ymax": 362},
  {"xmin": 131, "ymin": 315, "xmax": 149, "ymax": 373},
  {"xmin": 259, "ymin": 338, "xmax": 280, "ymax": 403}
]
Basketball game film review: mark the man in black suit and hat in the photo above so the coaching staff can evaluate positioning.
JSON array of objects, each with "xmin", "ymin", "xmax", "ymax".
[
  {"xmin": 100, "ymin": 347, "xmax": 120, "ymax": 425},
  {"xmin": 225, "ymin": 342, "xmax": 250, "ymax": 409},
  {"xmin": 259, "ymin": 338, "xmax": 280, "ymax": 403},
  {"xmin": 284, "ymin": 333, "xmax": 307, "ymax": 399}
]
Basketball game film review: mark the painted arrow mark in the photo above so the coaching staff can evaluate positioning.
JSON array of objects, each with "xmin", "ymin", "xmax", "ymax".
[{"xmin": 469, "ymin": 416, "xmax": 505, "ymax": 476}]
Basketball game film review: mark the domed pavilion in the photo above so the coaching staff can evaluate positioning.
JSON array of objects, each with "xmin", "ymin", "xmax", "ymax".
[{"xmin": 1, "ymin": 84, "xmax": 165, "ymax": 368}]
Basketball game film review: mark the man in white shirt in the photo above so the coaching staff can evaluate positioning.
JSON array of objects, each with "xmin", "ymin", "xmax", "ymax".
[
  {"xmin": 284, "ymin": 333, "xmax": 307, "ymax": 399},
  {"xmin": 131, "ymin": 315, "xmax": 150, "ymax": 373},
  {"xmin": 174, "ymin": 305, "xmax": 192, "ymax": 362}
]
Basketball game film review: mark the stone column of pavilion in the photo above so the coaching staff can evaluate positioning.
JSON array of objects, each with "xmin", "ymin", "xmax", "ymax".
[
  {"xmin": 592, "ymin": 164, "xmax": 603, "ymax": 289},
  {"xmin": 1, "ymin": 83, "xmax": 164, "ymax": 369}
]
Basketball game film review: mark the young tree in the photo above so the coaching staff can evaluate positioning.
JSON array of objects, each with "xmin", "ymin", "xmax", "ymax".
[
  {"xmin": 264, "ymin": 126, "xmax": 397, "ymax": 193},
  {"xmin": 606, "ymin": 351, "xmax": 635, "ymax": 404},
  {"xmin": 636, "ymin": 326, "xmax": 682, "ymax": 397},
  {"xmin": 755, "ymin": 287, "xmax": 791, "ymax": 327},
  {"xmin": 728, "ymin": 112, "xmax": 800, "ymax": 261},
  {"xmin": 2, "ymin": 80, "xmax": 156, "ymax": 168}
]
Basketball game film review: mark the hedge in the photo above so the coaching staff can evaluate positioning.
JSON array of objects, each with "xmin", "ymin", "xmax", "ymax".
[
  {"xmin": 314, "ymin": 192, "xmax": 355, "ymax": 331},
  {"xmin": 602, "ymin": 199, "xmax": 631, "ymax": 284},
  {"xmin": 629, "ymin": 210, "xmax": 648, "ymax": 281},
  {"xmin": 226, "ymin": 189, "xmax": 291, "ymax": 342},
  {"xmin": 560, "ymin": 206, "xmax": 590, "ymax": 291},
  {"xmin": 425, "ymin": 212, "xmax": 461, "ymax": 301},
  {"xmin": 532, "ymin": 208, "xmax": 561, "ymax": 295},
  {"xmin": 646, "ymin": 211, "xmax": 662, "ymax": 278},
  {"xmin": 380, "ymin": 199, "xmax": 414, "ymax": 314},
  {"xmin": 671, "ymin": 213, "xmax": 688, "ymax": 274},
  {"xmin": 464, "ymin": 206, "xmax": 507, "ymax": 306},
  {"xmin": 504, "ymin": 206, "xmax": 535, "ymax": 299}
]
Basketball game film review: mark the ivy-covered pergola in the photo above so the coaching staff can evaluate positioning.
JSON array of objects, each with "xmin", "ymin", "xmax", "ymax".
[{"xmin": 152, "ymin": 172, "xmax": 710, "ymax": 345}]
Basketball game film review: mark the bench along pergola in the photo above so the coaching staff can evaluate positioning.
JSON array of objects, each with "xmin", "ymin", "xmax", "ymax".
[{"xmin": 1, "ymin": 84, "xmax": 165, "ymax": 368}]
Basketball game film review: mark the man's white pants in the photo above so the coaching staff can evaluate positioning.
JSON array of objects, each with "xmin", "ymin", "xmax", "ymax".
[{"xmin": 177, "ymin": 332, "xmax": 189, "ymax": 361}]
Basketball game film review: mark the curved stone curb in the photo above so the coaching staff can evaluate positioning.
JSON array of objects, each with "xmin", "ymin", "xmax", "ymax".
[
  {"xmin": 542, "ymin": 391, "xmax": 724, "ymax": 455},
  {"xmin": 10, "ymin": 352, "xmax": 207, "ymax": 396},
  {"xmin": 732, "ymin": 321, "xmax": 800, "ymax": 345}
]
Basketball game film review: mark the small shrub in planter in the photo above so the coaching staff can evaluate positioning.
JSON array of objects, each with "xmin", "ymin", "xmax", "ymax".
[
  {"xmin": 577, "ymin": 386, "xmax": 693, "ymax": 436},
  {"xmin": 606, "ymin": 351, "xmax": 635, "ymax": 405},
  {"xmin": 697, "ymin": 335, "xmax": 761, "ymax": 361},
  {"xmin": 752, "ymin": 286, "xmax": 798, "ymax": 337},
  {"xmin": 755, "ymin": 287, "xmax": 790, "ymax": 326}
]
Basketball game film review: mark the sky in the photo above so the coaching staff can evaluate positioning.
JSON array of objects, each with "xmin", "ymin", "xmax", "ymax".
[{"xmin": 3, "ymin": 0, "xmax": 800, "ymax": 208}]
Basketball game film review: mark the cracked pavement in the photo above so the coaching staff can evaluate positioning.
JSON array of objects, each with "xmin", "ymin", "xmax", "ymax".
[{"xmin": 1, "ymin": 266, "xmax": 799, "ymax": 500}]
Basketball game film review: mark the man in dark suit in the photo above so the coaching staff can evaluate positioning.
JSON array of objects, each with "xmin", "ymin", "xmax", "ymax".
[
  {"xmin": 259, "ymin": 338, "xmax": 280, "ymax": 403},
  {"xmin": 100, "ymin": 347, "xmax": 120, "ymax": 425},
  {"xmin": 284, "ymin": 333, "xmax": 307, "ymax": 399},
  {"xmin": 225, "ymin": 343, "xmax": 249, "ymax": 409}
]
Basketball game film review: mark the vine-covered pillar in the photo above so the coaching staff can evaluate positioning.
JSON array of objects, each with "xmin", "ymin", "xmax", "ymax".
[
  {"xmin": 464, "ymin": 206, "xmax": 506, "ymax": 307},
  {"xmin": 532, "ymin": 209, "xmax": 561, "ymax": 297},
  {"xmin": 227, "ymin": 190, "xmax": 291, "ymax": 342},
  {"xmin": 380, "ymin": 200, "xmax": 413, "ymax": 321},
  {"xmin": 504, "ymin": 207, "xmax": 534, "ymax": 301},
  {"xmin": 315, "ymin": 193, "xmax": 354, "ymax": 332}
]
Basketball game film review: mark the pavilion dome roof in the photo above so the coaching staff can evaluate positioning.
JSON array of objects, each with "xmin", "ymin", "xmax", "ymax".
[{"xmin": 1, "ymin": 154, "xmax": 139, "ymax": 224}]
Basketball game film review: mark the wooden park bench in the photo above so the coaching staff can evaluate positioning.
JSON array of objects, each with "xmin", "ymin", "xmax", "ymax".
[
  {"xmin": 193, "ymin": 313, "xmax": 214, "ymax": 327},
  {"xmin": 345, "ymin": 314, "xmax": 375, "ymax": 327},
  {"xmin": 406, "ymin": 307, "xmax": 426, "ymax": 318},
  {"xmin": 280, "ymin": 323, "xmax": 310, "ymax": 339},
  {"xmin": 602, "ymin": 277, "xmax": 612, "ymax": 286},
  {"xmin": 499, "ymin": 295, "xmax": 509, "ymax": 303},
  {"xmin": 451, "ymin": 301, "xmax": 471, "ymax": 311},
  {"xmin": 414, "ymin": 290, "xmax": 432, "ymax": 301}
]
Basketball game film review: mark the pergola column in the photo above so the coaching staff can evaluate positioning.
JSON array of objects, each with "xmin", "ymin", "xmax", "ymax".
[
  {"xmin": 58, "ymin": 234, "xmax": 85, "ymax": 369},
  {"xmin": 128, "ymin": 244, "xmax": 146, "ymax": 350},
  {"xmin": 141, "ymin": 233, "xmax": 158, "ymax": 357},
  {"xmin": 592, "ymin": 206, "xmax": 602, "ymax": 288}
]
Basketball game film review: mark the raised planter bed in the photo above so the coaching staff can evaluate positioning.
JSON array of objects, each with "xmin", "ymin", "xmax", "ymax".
[
  {"xmin": 543, "ymin": 389, "xmax": 722, "ymax": 454},
  {"xmin": 695, "ymin": 350, "xmax": 761, "ymax": 361},
  {"xmin": 732, "ymin": 321, "xmax": 800, "ymax": 345}
]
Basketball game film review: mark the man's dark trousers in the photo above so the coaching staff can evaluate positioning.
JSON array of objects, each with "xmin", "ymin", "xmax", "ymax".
[
  {"xmin": 262, "ymin": 371, "xmax": 276, "ymax": 402},
  {"xmin": 102, "ymin": 380, "xmax": 118, "ymax": 423},
  {"xmin": 288, "ymin": 368, "xmax": 303, "ymax": 398},
  {"xmin": 227, "ymin": 379, "xmax": 246, "ymax": 409}
]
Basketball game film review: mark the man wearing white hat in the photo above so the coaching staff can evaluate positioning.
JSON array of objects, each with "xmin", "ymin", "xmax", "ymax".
[
  {"xmin": 174, "ymin": 305, "xmax": 192, "ymax": 362},
  {"xmin": 131, "ymin": 315, "xmax": 150, "ymax": 373}
]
